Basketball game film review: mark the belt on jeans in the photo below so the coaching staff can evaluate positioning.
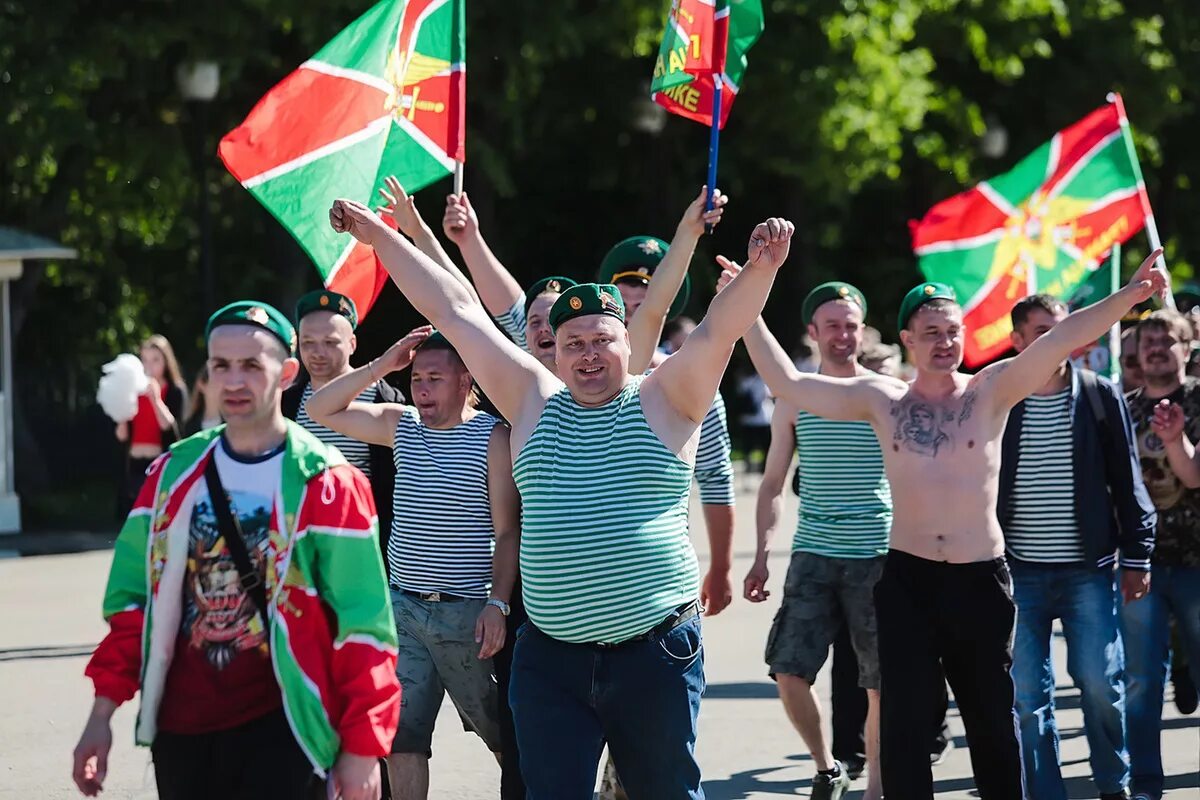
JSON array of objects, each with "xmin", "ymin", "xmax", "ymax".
[
  {"xmin": 590, "ymin": 600, "xmax": 701, "ymax": 649},
  {"xmin": 395, "ymin": 589, "xmax": 469, "ymax": 603}
]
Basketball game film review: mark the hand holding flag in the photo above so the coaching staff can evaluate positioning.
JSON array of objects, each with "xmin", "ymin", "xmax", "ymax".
[{"xmin": 1125, "ymin": 247, "xmax": 1167, "ymax": 304}]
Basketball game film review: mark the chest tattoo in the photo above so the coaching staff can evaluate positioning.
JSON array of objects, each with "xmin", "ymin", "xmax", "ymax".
[{"xmin": 890, "ymin": 391, "xmax": 976, "ymax": 458}]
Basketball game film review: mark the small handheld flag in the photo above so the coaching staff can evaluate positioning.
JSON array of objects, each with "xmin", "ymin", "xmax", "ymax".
[{"xmin": 650, "ymin": 0, "xmax": 764, "ymax": 228}]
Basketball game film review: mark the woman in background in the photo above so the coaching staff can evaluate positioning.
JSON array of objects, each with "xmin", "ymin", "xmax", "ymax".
[
  {"xmin": 182, "ymin": 366, "xmax": 222, "ymax": 436},
  {"xmin": 114, "ymin": 334, "xmax": 186, "ymax": 518}
]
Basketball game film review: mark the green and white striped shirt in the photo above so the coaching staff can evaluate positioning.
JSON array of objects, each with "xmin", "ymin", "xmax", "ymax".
[
  {"xmin": 794, "ymin": 411, "xmax": 891, "ymax": 558},
  {"xmin": 514, "ymin": 376, "xmax": 699, "ymax": 643}
]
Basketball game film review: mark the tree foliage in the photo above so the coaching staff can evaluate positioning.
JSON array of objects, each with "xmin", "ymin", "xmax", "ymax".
[{"xmin": 2, "ymin": 0, "xmax": 1198, "ymax": 501}]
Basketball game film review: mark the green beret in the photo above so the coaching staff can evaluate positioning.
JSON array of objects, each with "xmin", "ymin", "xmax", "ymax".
[
  {"xmin": 206, "ymin": 301, "xmax": 296, "ymax": 354},
  {"xmin": 1175, "ymin": 282, "xmax": 1200, "ymax": 313},
  {"xmin": 801, "ymin": 282, "xmax": 867, "ymax": 325},
  {"xmin": 596, "ymin": 235, "xmax": 690, "ymax": 320},
  {"xmin": 898, "ymin": 282, "xmax": 958, "ymax": 333},
  {"xmin": 295, "ymin": 289, "xmax": 358, "ymax": 330},
  {"xmin": 524, "ymin": 276, "xmax": 578, "ymax": 313},
  {"xmin": 416, "ymin": 330, "xmax": 452, "ymax": 351},
  {"xmin": 548, "ymin": 283, "xmax": 626, "ymax": 333}
]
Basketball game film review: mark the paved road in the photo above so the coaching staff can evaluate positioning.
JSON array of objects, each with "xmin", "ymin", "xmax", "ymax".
[{"xmin": 2, "ymin": 482, "xmax": 1197, "ymax": 799}]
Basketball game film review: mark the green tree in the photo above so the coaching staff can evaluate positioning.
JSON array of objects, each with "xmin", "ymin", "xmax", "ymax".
[{"xmin": 3, "ymin": 0, "xmax": 1198, "ymax": 520}]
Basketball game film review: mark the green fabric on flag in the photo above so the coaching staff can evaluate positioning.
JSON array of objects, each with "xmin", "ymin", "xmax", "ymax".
[{"xmin": 983, "ymin": 141, "xmax": 1053, "ymax": 209}]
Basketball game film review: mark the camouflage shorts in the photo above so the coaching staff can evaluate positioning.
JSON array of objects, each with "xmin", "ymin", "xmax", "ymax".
[
  {"xmin": 390, "ymin": 590, "xmax": 501, "ymax": 755},
  {"xmin": 764, "ymin": 551, "xmax": 885, "ymax": 689}
]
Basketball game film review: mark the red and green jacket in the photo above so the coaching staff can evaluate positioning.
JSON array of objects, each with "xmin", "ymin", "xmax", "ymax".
[{"xmin": 85, "ymin": 423, "xmax": 400, "ymax": 772}]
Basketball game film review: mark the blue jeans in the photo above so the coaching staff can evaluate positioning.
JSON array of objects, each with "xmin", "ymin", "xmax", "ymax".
[
  {"xmin": 1119, "ymin": 564, "xmax": 1200, "ymax": 798},
  {"xmin": 508, "ymin": 615, "xmax": 705, "ymax": 800},
  {"xmin": 1011, "ymin": 561, "xmax": 1127, "ymax": 799}
]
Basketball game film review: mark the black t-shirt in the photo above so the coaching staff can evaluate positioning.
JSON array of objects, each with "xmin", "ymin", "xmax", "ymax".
[{"xmin": 1127, "ymin": 377, "xmax": 1200, "ymax": 567}]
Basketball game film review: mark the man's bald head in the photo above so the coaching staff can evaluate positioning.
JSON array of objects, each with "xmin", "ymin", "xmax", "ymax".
[{"xmin": 298, "ymin": 310, "xmax": 358, "ymax": 383}]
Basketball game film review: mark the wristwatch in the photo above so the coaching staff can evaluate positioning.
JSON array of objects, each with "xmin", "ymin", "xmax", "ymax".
[{"xmin": 486, "ymin": 598, "xmax": 511, "ymax": 617}]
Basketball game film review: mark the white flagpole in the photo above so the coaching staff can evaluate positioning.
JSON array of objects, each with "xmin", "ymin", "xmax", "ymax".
[
  {"xmin": 1109, "ymin": 91, "xmax": 1176, "ymax": 310},
  {"xmin": 1108, "ymin": 242, "xmax": 1121, "ymax": 383}
]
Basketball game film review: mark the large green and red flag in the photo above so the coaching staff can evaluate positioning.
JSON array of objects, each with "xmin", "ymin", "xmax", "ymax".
[
  {"xmin": 220, "ymin": 0, "xmax": 465, "ymax": 319},
  {"xmin": 910, "ymin": 96, "xmax": 1153, "ymax": 366},
  {"xmin": 650, "ymin": 0, "xmax": 764, "ymax": 128}
]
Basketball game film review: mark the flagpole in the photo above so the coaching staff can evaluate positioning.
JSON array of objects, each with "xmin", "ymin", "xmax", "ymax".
[
  {"xmin": 1108, "ymin": 242, "xmax": 1121, "ymax": 383},
  {"xmin": 705, "ymin": 74, "xmax": 722, "ymax": 234},
  {"xmin": 453, "ymin": 0, "xmax": 465, "ymax": 198},
  {"xmin": 1108, "ymin": 91, "xmax": 1175, "ymax": 309}
]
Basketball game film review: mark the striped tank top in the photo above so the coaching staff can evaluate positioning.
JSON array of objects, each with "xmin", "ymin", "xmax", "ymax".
[
  {"xmin": 295, "ymin": 382, "xmax": 374, "ymax": 476},
  {"xmin": 390, "ymin": 408, "xmax": 500, "ymax": 597},
  {"xmin": 794, "ymin": 411, "xmax": 891, "ymax": 558},
  {"xmin": 514, "ymin": 376, "xmax": 699, "ymax": 643},
  {"xmin": 1006, "ymin": 389, "xmax": 1084, "ymax": 563}
]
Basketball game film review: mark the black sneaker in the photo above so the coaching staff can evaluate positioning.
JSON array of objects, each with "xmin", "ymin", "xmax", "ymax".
[
  {"xmin": 811, "ymin": 762, "xmax": 851, "ymax": 800},
  {"xmin": 1099, "ymin": 791, "xmax": 1130, "ymax": 800},
  {"xmin": 1172, "ymin": 667, "xmax": 1198, "ymax": 715},
  {"xmin": 843, "ymin": 758, "xmax": 865, "ymax": 781}
]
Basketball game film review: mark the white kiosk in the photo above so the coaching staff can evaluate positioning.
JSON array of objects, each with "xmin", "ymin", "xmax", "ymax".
[{"xmin": 0, "ymin": 227, "xmax": 77, "ymax": 533}]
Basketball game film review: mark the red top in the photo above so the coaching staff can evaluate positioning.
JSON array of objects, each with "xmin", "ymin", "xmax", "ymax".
[
  {"xmin": 129, "ymin": 387, "xmax": 166, "ymax": 447},
  {"xmin": 156, "ymin": 624, "xmax": 282, "ymax": 734}
]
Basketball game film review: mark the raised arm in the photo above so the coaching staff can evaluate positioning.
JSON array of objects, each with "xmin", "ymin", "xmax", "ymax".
[
  {"xmin": 443, "ymin": 192, "xmax": 524, "ymax": 318},
  {"xmin": 627, "ymin": 187, "xmax": 726, "ymax": 374},
  {"xmin": 378, "ymin": 177, "xmax": 480, "ymax": 305},
  {"xmin": 714, "ymin": 258, "xmax": 893, "ymax": 422},
  {"xmin": 306, "ymin": 327, "xmax": 431, "ymax": 446},
  {"xmin": 329, "ymin": 199, "xmax": 557, "ymax": 425},
  {"xmin": 986, "ymin": 248, "xmax": 1168, "ymax": 410},
  {"xmin": 646, "ymin": 219, "xmax": 793, "ymax": 423},
  {"xmin": 745, "ymin": 400, "xmax": 797, "ymax": 603}
]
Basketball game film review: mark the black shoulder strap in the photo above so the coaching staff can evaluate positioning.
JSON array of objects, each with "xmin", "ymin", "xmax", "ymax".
[
  {"xmin": 1079, "ymin": 369, "xmax": 1111, "ymax": 446},
  {"xmin": 203, "ymin": 456, "xmax": 270, "ymax": 626}
]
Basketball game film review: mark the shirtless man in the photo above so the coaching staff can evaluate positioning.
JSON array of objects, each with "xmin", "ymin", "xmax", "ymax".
[{"xmin": 717, "ymin": 248, "xmax": 1167, "ymax": 799}]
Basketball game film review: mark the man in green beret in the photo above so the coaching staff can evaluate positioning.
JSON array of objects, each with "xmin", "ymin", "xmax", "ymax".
[
  {"xmin": 73, "ymin": 301, "xmax": 399, "ymax": 800},
  {"xmin": 331, "ymin": 194, "xmax": 795, "ymax": 799},
  {"xmin": 283, "ymin": 289, "xmax": 404, "ymax": 570},
  {"xmin": 306, "ymin": 326, "xmax": 518, "ymax": 800},
  {"xmin": 445, "ymin": 187, "xmax": 736, "ymax": 800},
  {"xmin": 736, "ymin": 279, "xmax": 886, "ymax": 800},
  {"xmin": 717, "ymin": 248, "xmax": 1167, "ymax": 799},
  {"xmin": 443, "ymin": 186, "xmax": 738, "ymax": 621}
]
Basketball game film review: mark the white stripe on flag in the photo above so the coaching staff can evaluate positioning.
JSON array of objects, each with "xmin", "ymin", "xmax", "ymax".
[
  {"xmin": 301, "ymin": 60, "xmax": 393, "ymax": 96},
  {"xmin": 1045, "ymin": 133, "xmax": 1062, "ymax": 182},
  {"xmin": 914, "ymin": 228, "xmax": 1005, "ymax": 257},
  {"xmin": 977, "ymin": 181, "xmax": 1021, "ymax": 218},
  {"xmin": 391, "ymin": 115, "xmax": 457, "ymax": 174},
  {"xmin": 1046, "ymin": 129, "xmax": 1123, "ymax": 200},
  {"xmin": 241, "ymin": 116, "xmax": 392, "ymax": 189},
  {"xmin": 323, "ymin": 238, "xmax": 359, "ymax": 286}
]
